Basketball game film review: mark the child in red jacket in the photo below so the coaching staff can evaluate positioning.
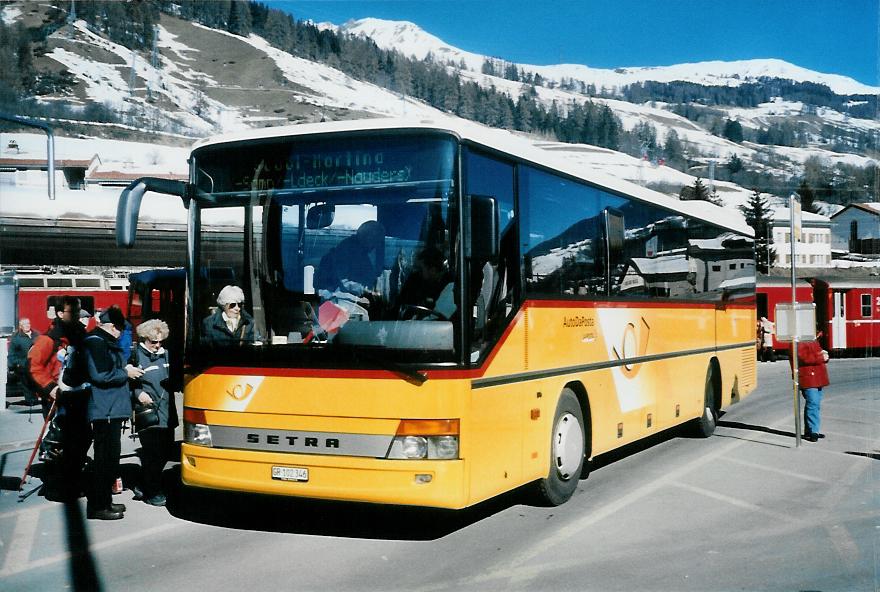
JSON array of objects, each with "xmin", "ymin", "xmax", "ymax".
[{"xmin": 791, "ymin": 333, "xmax": 830, "ymax": 442}]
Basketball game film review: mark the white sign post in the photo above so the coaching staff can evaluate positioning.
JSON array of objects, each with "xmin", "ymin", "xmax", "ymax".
[{"xmin": 788, "ymin": 194, "xmax": 803, "ymax": 447}]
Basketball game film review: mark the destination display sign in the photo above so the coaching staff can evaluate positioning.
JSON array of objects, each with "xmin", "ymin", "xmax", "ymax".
[{"xmin": 195, "ymin": 135, "xmax": 456, "ymax": 195}]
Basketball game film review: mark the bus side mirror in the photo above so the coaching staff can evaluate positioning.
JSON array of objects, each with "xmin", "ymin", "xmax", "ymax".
[
  {"xmin": 467, "ymin": 194, "xmax": 499, "ymax": 263},
  {"xmin": 116, "ymin": 177, "xmax": 187, "ymax": 248}
]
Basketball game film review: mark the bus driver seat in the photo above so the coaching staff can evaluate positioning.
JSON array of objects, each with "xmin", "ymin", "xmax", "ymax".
[{"xmin": 475, "ymin": 261, "xmax": 496, "ymax": 332}]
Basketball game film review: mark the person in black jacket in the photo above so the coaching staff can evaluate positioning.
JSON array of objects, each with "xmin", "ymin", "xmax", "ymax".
[
  {"xmin": 83, "ymin": 306, "xmax": 143, "ymax": 520},
  {"xmin": 8, "ymin": 318, "xmax": 39, "ymax": 404},
  {"xmin": 131, "ymin": 319, "xmax": 177, "ymax": 506},
  {"xmin": 314, "ymin": 220, "xmax": 385, "ymax": 296},
  {"xmin": 201, "ymin": 285, "xmax": 257, "ymax": 346}
]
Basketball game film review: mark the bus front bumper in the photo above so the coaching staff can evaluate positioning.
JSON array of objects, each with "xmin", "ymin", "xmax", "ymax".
[{"xmin": 180, "ymin": 443, "xmax": 468, "ymax": 509}]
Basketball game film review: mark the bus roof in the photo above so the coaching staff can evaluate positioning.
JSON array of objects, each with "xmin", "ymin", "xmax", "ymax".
[{"xmin": 192, "ymin": 118, "xmax": 754, "ymax": 237}]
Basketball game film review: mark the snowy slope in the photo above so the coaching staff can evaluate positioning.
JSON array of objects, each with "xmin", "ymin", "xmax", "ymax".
[
  {"xmin": 6, "ymin": 11, "xmax": 873, "ymax": 241},
  {"xmin": 339, "ymin": 18, "xmax": 878, "ymax": 178},
  {"xmin": 341, "ymin": 19, "xmax": 879, "ymax": 96}
]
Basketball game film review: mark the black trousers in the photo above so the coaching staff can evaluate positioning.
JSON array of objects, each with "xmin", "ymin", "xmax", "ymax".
[
  {"xmin": 88, "ymin": 419, "xmax": 123, "ymax": 512},
  {"xmin": 57, "ymin": 411, "xmax": 91, "ymax": 492},
  {"xmin": 138, "ymin": 427, "xmax": 173, "ymax": 497},
  {"xmin": 43, "ymin": 408, "xmax": 91, "ymax": 499}
]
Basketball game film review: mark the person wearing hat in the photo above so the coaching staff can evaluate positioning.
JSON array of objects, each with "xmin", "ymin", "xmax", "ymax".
[
  {"xmin": 27, "ymin": 296, "xmax": 89, "ymax": 502},
  {"xmin": 82, "ymin": 305, "xmax": 144, "ymax": 520},
  {"xmin": 201, "ymin": 285, "xmax": 256, "ymax": 346},
  {"xmin": 130, "ymin": 319, "xmax": 177, "ymax": 506}
]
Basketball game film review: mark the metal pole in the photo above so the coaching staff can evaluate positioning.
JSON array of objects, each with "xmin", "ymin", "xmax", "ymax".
[
  {"xmin": 0, "ymin": 112, "xmax": 56, "ymax": 199},
  {"xmin": 0, "ymin": 337, "xmax": 6, "ymax": 412},
  {"xmin": 46, "ymin": 127, "xmax": 55, "ymax": 200},
  {"xmin": 790, "ymin": 194, "xmax": 801, "ymax": 447}
]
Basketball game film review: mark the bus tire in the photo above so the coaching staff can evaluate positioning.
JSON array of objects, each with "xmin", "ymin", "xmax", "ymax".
[
  {"xmin": 535, "ymin": 388, "xmax": 585, "ymax": 506},
  {"xmin": 691, "ymin": 363, "xmax": 719, "ymax": 438}
]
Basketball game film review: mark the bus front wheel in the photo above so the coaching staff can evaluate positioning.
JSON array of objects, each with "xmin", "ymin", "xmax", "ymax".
[
  {"xmin": 535, "ymin": 388, "xmax": 585, "ymax": 506},
  {"xmin": 691, "ymin": 364, "xmax": 719, "ymax": 438}
]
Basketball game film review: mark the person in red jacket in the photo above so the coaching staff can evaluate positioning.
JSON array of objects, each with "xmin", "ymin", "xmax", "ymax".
[
  {"xmin": 791, "ymin": 332, "xmax": 830, "ymax": 442},
  {"xmin": 28, "ymin": 299, "xmax": 89, "ymax": 416},
  {"xmin": 28, "ymin": 320, "xmax": 66, "ymax": 419}
]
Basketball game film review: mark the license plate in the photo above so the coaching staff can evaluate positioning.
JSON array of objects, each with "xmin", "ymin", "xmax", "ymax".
[{"xmin": 271, "ymin": 466, "xmax": 309, "ymax": 482}]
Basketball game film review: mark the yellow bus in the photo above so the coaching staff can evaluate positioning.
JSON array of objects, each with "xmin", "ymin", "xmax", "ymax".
[{"xmin": 117, "ymin": 118, "xmax": 757, "ymax": 508}]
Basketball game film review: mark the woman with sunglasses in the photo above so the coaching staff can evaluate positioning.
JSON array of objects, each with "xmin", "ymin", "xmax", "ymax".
[
  {"xmin": 200, "ymin": 285, "xmax": 256, "ymax": 347},
  {"xmin": 131, "ymin": 319, "xmax": 177, "ymax": 506}
]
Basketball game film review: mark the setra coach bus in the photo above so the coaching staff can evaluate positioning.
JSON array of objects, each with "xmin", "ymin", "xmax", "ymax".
[{"xmin": 116, "ymin": 119, "xmax": 757, "ymax": 508}]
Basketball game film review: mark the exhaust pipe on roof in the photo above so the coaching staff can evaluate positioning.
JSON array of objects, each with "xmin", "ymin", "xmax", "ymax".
[{"xmin": 0, "ymin": 113, "xmax": 56, "ymax": 200}]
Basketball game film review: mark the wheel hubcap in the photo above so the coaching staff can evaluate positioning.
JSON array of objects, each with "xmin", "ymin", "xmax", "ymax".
[
  {"xmin": 553, "ymin": 412, "xmax": 584, "ymax": 480},
  {"xmin": 703, "ymin": 405, "xmax": 716, "ymax": 429}
]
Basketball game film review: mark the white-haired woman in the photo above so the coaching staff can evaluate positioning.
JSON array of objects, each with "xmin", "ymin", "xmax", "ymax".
[
  {"xmin": 9, "ymin": 318, "xmax": 39, "ymax": 404},
  {"xmin": 132, "ymin": 319, "xmax": 177, "ymax": 506},
  {"xmin": 200, "ymin": 285, "xmax": 256, "ymax": 346}
]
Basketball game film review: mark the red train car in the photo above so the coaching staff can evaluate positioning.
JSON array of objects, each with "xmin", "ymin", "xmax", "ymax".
[
  {"xmin": 812, "ymin": 277, "xmax": 880, "ymax": 356},
  {"xmin": 756, "ymin": 277, "xmax": 814, "ymax": 355},
  {"xmin": 15, "ymin": 271, "xmax": 129, "ymax": 334}
]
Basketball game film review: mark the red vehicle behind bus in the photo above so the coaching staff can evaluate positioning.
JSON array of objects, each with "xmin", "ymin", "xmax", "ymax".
[
  {"xmin": 756, "ymin": 277, "xmax": 813, "ymax": 356},
  {"xmin": 812, "ymin": 277, "xmax": 880, "ymax": 356},
  {"xmin": 15, "ymin": 271, "xmax": 130, "ymax": 333}
]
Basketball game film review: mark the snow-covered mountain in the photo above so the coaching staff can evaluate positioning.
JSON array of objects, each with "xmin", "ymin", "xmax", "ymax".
[
  {"xmin": 3, "ymin": 7, "xmax": 877, "ymax": 234},
  {"xmin": 339, "ymin": 18, "xmax": 879, "ymax": 96}
]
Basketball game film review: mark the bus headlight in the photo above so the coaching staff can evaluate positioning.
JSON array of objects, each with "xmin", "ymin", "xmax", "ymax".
[
  {"xmin": 185, "ymin": 422, "xmax": 213, "ymax": 447},
  {"xmin": 386, "ymin": 419, "xmax": 459, "ymax": 460},
  {"xmin": 430, "ymin": 435, "xmax": 459, "ymax": 459},
  {"xmin": 400, "ymin": 436, "xmax": 428, "ymax": 458},
  {"xmin": 183, "ymin": 408, "xmax": 213, "ymax": 447}
]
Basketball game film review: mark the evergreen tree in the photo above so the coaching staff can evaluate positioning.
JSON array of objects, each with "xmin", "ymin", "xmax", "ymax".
[
  {"xmin": 390, "ymin": 53, "xmax": 412, "ymax": 96},
  {"xmin": 722, "ymin": 118, "xmax": 744, "ymax": 142},
  {"xmin": 515, "ymin": 95, "xmax": 533, "ymax": 132},
  {"xmin": 261, "ymin": 9, "xmax": 295, "ymax": 50},
  {"xmin": 663, "ymin": 129, "xmax": 684, "ymax": 168},
  {"xmin": 228, "ymin": 0, "xmax": 253, "ymax": 36},
  {"xmin": 797, "ymin": 180, "xmax": 817, "ymax": 214},
  {"xmin": 739, "ymin": 189, "xmax": 776, "ymax": 273},
  {"xmin": 726, "ymin": 153, "xmax": 744, "ymax": 174},
  {"xmin": 680, "ymin": 178, "xmax": 715, "ymax": 203}
]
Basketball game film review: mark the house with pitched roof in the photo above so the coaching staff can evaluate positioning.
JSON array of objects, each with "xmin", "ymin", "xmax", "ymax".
[
  {"xmin": 830, "ymin": 203, "xmax": 880, "ymax": 258},
  {"xmin": 770, "ymin": 207, "xmax": 832, "ymax": 268}
]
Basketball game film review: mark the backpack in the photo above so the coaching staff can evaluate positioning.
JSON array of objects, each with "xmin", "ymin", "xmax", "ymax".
[{"xmin": 60, "ymin": 337, "xmax": 98, "ymax": 393}]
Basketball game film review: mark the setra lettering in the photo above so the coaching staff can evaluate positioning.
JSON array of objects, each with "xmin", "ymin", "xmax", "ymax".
[{"xmin": 246, "ymin": 433, "xmax": 341, "ymax": 449}]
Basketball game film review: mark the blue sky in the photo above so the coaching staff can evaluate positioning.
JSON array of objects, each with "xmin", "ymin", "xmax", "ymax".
[{"xmin": 278, "ymin": 1, "xmax": 878, "ymax": 86}]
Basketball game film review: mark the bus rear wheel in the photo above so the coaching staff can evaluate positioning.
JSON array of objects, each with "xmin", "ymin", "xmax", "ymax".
[
  {"xmin": 691, "ymin": 364, "xmax": 719, "ymax": 438},
  {"xmin": 535, "ymin": 388, "xmax": 585, "ymax": 506}
]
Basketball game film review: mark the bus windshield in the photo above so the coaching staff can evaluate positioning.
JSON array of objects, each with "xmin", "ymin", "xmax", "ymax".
[{"xmin": 191, "ymin": 133, "xmax": 460, "ymax": 366}]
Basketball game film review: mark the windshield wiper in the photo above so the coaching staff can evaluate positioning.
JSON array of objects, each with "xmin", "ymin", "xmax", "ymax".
[{"xmin": 350, "ymin": 348, "xmax": 427, "ymax": 386}]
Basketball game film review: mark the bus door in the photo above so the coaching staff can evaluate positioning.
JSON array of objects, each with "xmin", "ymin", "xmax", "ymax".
[{"xmin": 830, "ymin": 291, "xmax": 847, "ymax": 350}]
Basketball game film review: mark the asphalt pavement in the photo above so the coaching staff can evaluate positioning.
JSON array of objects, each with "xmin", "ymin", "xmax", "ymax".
[
  {"xmin": 0, "ymin": 359, "xmax": 877, "ymax": 591},
  {"xmin": 0, "ymin": 390, "xmax": 182, "ymax": 501},
  {"xmin": 0, "ymin": 358, "xmax": 875, "ymax": 505}
]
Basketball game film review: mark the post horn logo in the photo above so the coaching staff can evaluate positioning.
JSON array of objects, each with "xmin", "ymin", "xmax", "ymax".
[
  {"xmin": 227, "ymin": 383, "xmax": 255, "ymax": 401},
  {"xmin": 612, "ymin": 317, "xmax": 650, "ymax": 378}
]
